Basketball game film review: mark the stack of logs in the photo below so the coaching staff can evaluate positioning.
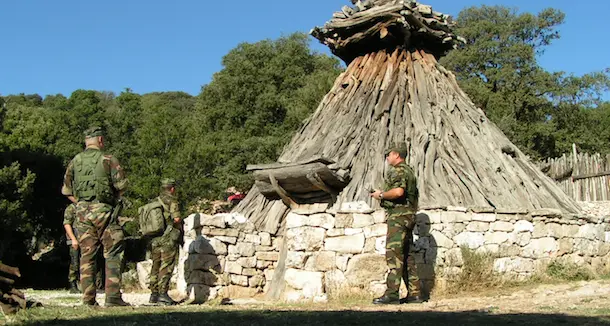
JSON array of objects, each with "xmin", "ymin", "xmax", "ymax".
[
  {"xmin": 0, "ymin": 262, "xmax": 25, "ymax": 315},
  {"xmin": 310, "ymin": 0, "xmax": 466, "ymax": 63}
]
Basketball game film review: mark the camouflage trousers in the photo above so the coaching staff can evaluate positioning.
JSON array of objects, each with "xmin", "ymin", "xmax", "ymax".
[
  {"xmin": 68, "ymin": 245, "xmax": 104, "ymax": 289},
  {"xmin": 149, "ymin": 240, "xmax": 178, "ymax": 293},
  {"xmin": 384, "ymin": 212, "xmax": 421, "ymax": 299},
  {"xmin": 75, "ymin": 202, "xmax": 125, "ymax": 303}
]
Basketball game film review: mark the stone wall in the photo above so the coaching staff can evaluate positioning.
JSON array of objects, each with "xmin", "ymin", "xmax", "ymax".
[
  {"xmin": 178, "ymin": 204, "xmax": 610, "ymax": 302},
  {"xmin": 178, "ymin": 213, "xmax": 279, "ymax": 303},
  {"xmin": 420, "ymin": 206, "xmax": 610, "ymax": 280},
  {"xmin": 282, "ymin": 209, "xmax": 389, "ymax": 301}
]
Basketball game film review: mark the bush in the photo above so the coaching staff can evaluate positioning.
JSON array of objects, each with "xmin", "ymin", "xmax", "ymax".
[
  {"xmin": 446, "ymin": 247, "xmax": 503, "ymax": 294},
  {"xmin": 545, "ymin": 260, "xmax": 594, "ymax": 281}
]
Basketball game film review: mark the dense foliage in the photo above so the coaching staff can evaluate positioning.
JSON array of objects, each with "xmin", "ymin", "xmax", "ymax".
[
  {"xmin": 440, "ymin": 6, "xmax": 610, "ymax": 159},
  {"xmin": 0, "ymin": 33, "xmax": 341, "ymax": 262}
]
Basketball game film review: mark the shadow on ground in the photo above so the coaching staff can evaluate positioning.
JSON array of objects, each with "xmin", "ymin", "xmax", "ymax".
[{"xmin": 14, "ymin": 309, "xmax": 610, "ymax": 326}]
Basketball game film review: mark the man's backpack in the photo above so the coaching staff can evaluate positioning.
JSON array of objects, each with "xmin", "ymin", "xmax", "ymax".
[{"xmin": 138, "ymin": 198, "xmax": 166, "ymax": 237}]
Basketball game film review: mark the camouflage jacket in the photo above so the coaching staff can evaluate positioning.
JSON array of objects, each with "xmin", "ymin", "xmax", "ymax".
[
  {"xmin": 63, "ymin": 203, "xmax": 79, "ymax": 245},
  {"xmin": 61, "ymin": 146, "xmax": 128, "ymax": 204},
  {"xmin": 381, "ymin": 161, "xmax": 418, "ymax": 213},
  {"xmin": 63, "ymin": 203, "xmax": 77, "ymax": 226}
]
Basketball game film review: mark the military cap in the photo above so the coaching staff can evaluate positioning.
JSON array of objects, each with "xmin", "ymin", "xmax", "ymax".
[
  {"xmin": 83, "ymin": 126, "xmax": 104, "ymax": 138},
  {"xmin": 161, "ymin": 178, "xmax": 177, "ymax": 187},
  {"xmin": 385, "ymin": 142, "xmax": 409, "ymax": 158}
]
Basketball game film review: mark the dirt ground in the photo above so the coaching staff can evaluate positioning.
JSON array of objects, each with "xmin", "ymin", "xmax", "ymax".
[
  {"xmin": 1, "ymin": 282, "xmax": 608, "ymax": 325},
  {"xmin": 17, "ymin": 279, "xmax": 610, "ymax": 316}
]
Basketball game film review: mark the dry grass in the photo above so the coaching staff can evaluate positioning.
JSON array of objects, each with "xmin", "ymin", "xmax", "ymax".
[
  {"xmin": 443, "ymin": 247, "xmax": 506, "ymax": 294},
  {"xmin": 543, "ymin": 260, "xmax": 595, "ymax": 282},
  {"xmin": 326, "ymin": 285, "xmax": 373, "ymax": 304}
]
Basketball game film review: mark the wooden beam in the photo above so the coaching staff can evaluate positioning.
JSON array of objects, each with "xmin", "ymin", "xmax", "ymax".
[
  {"xmin": 306, "ymin": 172, "xmax": 337, "ymax": 202},
  {"xmin": 572, "ymin": 171, "xmax": 610, "ymax": 181},
  {"xmin": 269, "ymin": 174, "xmax": 297, "ymax": 209},
  {"xmin": 246, "ymin": 156, "xmax": 335, "ymax": 171},
  {"xmin": 253, "ymin": 162, "xmax": 348, "ymax": 197}
]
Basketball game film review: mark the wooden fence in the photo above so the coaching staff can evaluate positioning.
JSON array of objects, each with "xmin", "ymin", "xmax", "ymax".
[{"xmin": 542, "ymin": 145, "xmax": 610, "ymax": 202}]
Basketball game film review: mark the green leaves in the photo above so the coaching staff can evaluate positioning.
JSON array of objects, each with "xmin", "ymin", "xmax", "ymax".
[
  {"xmin": 0, "ymin": 162, "xmax": 36, "ymax": 260},
  {"xmin": 442, "ymin": 5, "xmax": 609, "ymax": 159},
  {"xmin": 179, "ymin": 33, "xmax": 341, "ymax": 201}
]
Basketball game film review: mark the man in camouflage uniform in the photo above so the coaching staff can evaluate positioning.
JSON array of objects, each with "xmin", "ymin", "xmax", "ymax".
[
  {"xmin": 148, "ymin": 178, "xmax": 182, "ymax": 305},
  {"xmin": 63, "ymin": 203, "xmax": 104, "ymax": 293},
  {"xmin": 62, "ymin": 126, "xmax": 130, "ymax": 307},
  {"xmin": 370, "ymin": 142, "xmax": 422, "ymax": 304}
]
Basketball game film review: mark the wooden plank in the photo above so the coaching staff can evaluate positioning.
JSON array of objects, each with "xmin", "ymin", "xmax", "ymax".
[{"xmin": 246, "ymin": 156, "xmax": 336, "ymax": 171}]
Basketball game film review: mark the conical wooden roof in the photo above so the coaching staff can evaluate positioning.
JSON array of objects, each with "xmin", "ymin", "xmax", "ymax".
[{"xmin": 234, "ymin": 0, "xmax": 581, "ymax": 235}]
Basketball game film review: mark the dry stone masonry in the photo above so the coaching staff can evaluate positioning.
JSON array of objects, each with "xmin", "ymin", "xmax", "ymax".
[
  {"xmin": 178, "ymin": 213, "xmax": 280, "ymax": 303},
  {"xmin": 178, "ymin": 202, "xmax": 610, "ymax": 302}
]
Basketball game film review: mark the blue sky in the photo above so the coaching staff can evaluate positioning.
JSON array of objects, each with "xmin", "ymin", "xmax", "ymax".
[{"xmin": 0, "ymin": 0, "xmax": 608, "ymax": 98}]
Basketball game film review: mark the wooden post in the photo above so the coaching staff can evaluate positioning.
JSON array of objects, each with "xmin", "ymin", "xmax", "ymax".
[{"xmin": 572, "ymin": 143, "xmax": 578, "ymax": 201}]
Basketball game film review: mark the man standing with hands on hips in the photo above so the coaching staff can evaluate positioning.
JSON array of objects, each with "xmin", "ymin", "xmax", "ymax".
[{"xmin": 370, "ymin": 142, "xmax": 423, "ymax": 305}]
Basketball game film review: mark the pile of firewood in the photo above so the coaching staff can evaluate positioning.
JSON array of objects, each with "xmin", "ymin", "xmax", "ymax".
[
  {"xmin": 0, "ymin": 262, "xmax": 26, "ymax": 314},
  {"xmin": 310, "ymin": 0, "xmax": 466, "ymax": 63}
]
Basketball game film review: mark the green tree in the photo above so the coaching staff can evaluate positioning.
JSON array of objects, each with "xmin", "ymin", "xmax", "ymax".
[
  {"xmin": 0, "ymin": 163, "xmax": 36, "ymax": 262},
  {"xmin": 128, "ymin": 92, "xmax": 195, "ymax": 201},
  {"xmin": 106, "ymin": 89, "xmax": 143, "ymax": 162},
  {"xmin": 42, "ymin": 94, "xmax": 69, "ymax": 110},
  {"xmin": 441, "ymin": 6, "xmax": 610, "ymax": 158},
  {"xmin": 179, "ymin": 33, "xmax": 342, "ymax": 201}
]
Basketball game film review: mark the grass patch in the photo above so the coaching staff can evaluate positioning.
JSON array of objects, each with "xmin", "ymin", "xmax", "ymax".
[
  {"xmin": 597, "ymin": 265, "xmax": 610, "ymax": 280},
  {"xmin": 444, "ymin": 247, "xmax": 505, "ymax": 294},
  {"xmin": 326, "ymin": 286, "xmax": 372, "ymax": 304},
  {"xmin": 544, "ymin": 260, "xmax": 594, "ymax": 282}
]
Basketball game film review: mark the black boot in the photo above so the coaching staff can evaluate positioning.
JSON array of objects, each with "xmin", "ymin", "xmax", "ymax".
[
  {"xmin": 83, "ymin": 299, "xmax": 99, "ymax": 307},
  {"xmin": 372, "ymin": 294, "xmax": 400, "ymax": 305},
  {"xmin": 157, "ymin": 293, "xmax": 177, "ymax": 306},
  {"xmin": 149, "ymin": 292, "xmax": 159, "ymax": 304},
  {"xmin": 69, "ymin": 281, "xmax": 80, "ymax": 294},
  {"xmin": 399, "ymin": 295, "xmax": 424, "ymax": 304},
  {"xmin": 105, "ymin": 296, "xmax": 131, "ymax": 307}
]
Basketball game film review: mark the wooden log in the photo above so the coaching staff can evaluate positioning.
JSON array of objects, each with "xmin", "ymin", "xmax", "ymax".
[
  {"xmin": 8, "ymin": 293, "xmax": 26, "ymax": 310},
  {"xmin": 266, "ymin": 235, "xmax": 288, "ymax": 300},
  {"xmin": 0, "ymin": 263, "xmax": 20, "ymax": 278},
  {"xmin": 0, "ymin": 301, "xmax": 17, "ymax": 315},
  {"xmin": 9, "ymin": 288, "xmax": 25, "ymax": 300},
  {"xmin": 269, "ymin": 175, "xmax": 297, "ymax": 210},
  {"xmin": 259, "ymin": 201, "xmax": 288, "ymax": 235},
  {"xmin": 253, "ymin": 162, "xmax": 348, "ymax": 197},
  {"xmin": 0, "ymin": 276, "xmax": 14, "ymax": 285}
]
